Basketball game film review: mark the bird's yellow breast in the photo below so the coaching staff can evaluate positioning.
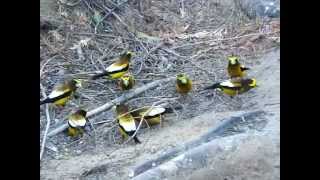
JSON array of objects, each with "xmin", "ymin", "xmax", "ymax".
[
  {"xmin": 146, "ymin": 116, "xmax": 161, "ymax": 126},
  {"xmin": 109, "ymin": 71, "xmax": 128, "ymax": 79},
  {"xmin": 176, "ymin": 80, "xmax": 192, "ymax": 94},
  {"xmin": 67, "ymin": 127, "xmax": 83, "ymax": 137},
  {"xmin": 222, "ymin": 88, "xmax": 239, "ymax": 96},
  {"xmin": 53, "ymin": 96, "xmax": 71, "ymax": 106},
  {"xmin": 228, "ymin": 65, "xmax": 244, "ymax": 78}
]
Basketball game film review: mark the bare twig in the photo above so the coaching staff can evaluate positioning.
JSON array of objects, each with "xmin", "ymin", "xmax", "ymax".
[
  {"xmin": 172, "ymin": 31, "xmax": 280, "ymax": 49},
  {"xmin": 40, "ymin": 55, "xmax": 59, "ymax": 78},
  {"xmin": 40, "ymin": 83, "xmax": 51, "ymax": 161}
]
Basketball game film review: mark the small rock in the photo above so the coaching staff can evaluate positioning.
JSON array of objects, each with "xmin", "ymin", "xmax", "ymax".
[
  {"xmin": 76, "ymin": 150, "xmax": 82, "ymax": 155},
  {"xmin": 152, "ymin": 162, "xmax": 156, "ymax": 167}
]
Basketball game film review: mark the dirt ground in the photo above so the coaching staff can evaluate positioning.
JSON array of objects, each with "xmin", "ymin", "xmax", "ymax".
[
  {"xmin": 40, "ymin": 48, "xmax": 279, "ymax": 179},
  {"xmin": 40, "ymin": 0, "xmax": 279, "ymax": 179}
]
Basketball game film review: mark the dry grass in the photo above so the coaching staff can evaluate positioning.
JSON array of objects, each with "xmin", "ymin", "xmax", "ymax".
[{"xmin": 40, "ymin": 0, "xmax": 279, "ymax": 161}]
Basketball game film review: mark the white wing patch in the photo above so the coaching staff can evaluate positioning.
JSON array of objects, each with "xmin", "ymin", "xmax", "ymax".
[
  {"xmin": 146, "ymin": 107, "xmax": 166, "ymax": 116},
  {"xmin": 121, "ymin": 120, "xmax": 137, "ymax": 132},
  {"xmin": 220, "ymin": 80, "xmax": 236, "ymax": 87},
  {"xmin": 48, "ymin": 90, "xmax": 66, "ymax": 99},
  {"xmin": 106, "ymin": 63, "xmax": 127, "ymax": 73},
  {"xmin": 68, "ymin": 118, "xmax": 86, "ymax": 128}
]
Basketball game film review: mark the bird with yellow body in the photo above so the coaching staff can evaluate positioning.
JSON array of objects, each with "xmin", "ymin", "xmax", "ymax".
[
  {"xmin": 176, "ymin": 73, "xmax": 192, "ymax": 95},
  {"xmin": 67, "ymin": 109, "xmax": 88, "ymax": 137},
  {"xmin": 115, "ymin": 104, "xmax": 141, "ymax": 144},
  {"xmin": 91, "ymin": 51, "xmax": 134, "ymax": 80},
  {"xmin": 40, "ymin": 78, "xmax": 82, "ymax": 107},
  {"xmin": 204, "ymin": 78, "xmax": 257, "ymax": 97},
  {"xmin": 227, "ymin": 56, "xmax": 250, "ymax": 79},
  {"xmin": 131, "ymin": 106, "xmax": 167, "ymax": 127},
  {"xmin": 118, "ymin": 74, "xmax": 135, "ymax": 91}
]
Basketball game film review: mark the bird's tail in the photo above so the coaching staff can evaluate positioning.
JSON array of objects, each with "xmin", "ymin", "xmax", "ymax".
[
  {"xmin": 40, "ymin": 91, "xmax": 72, "ymax": 105},
  {"xmin": 133, "ymin": 136, "xmax": 141, "ymax": 144},
  {"xmin": 241, "ymin": 66, "xmax": 250, "ymax": 71},
  {"xmin": 40, "ymin": 98, "xmax": 53, "ymax": 105},
  {"xmin": 91, "ymin": 71, "xmax": 109, "ymax": 80},
  {"xmin": 164, "ymin": 106, "xmax": 183, "ymax": 113},
  {"xmin": 203, "ymin": 83, "xmax": 220, "ymax": 90}
]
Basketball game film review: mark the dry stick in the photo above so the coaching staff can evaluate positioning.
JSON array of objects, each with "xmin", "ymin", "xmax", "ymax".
[
  {"xmin": 94, "ymin": 0, "xmax": 130, "ymax": 33},
  {"xmin": 40, "ymin": 55, "xmax": 58, "ymax": 78},
  {"xmin": 40, "ymin": 83, "xmax": 51, "ymax": 161},
  {"xmin": 76, "ymin": 45, "xmax": 86, "ymax": 61},
  {"xmin": 134, "ymin": 42, "xmax": 164, "ymax": 75},
  {"xmin": 162, "ymin": 48, "xmax": 214, "ymax": 76},
  {"xmin": 47, "ymin": 77, "xmax": 175, "ymax": 137},
  {"xmin": 95, "ymin": 38, "xmax": 122, "ymax": 70},
  {"xmin": 172, "ymin": 30, "xmax": 280, "ymax": 49},
  {"xmin": 90, "ymin": 52, "xmax": 101, "ymax": 71}
]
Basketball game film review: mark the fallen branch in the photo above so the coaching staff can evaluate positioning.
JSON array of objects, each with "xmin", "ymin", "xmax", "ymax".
[{"xmin": 47, "ymin": 77, "xmax": 175, "ymax": 137}]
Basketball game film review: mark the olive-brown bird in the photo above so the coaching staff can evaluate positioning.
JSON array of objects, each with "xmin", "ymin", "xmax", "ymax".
[
  {"xmin": 204, "ymin": 78, "xmax": 257, "ymax": 96},
  {"xmin": 227, "ymin": 56, "xmax": 250, "ymax": 79},
  {"xmin": 176, "ymin": 73, "xmax": 192, "ymax": 94},
  {"xmin": 67, "ymin": 109, "xmax": 88, "ymax": 137},
  {"xmin": 91, "ymin": 51, "xmax": 133, "ymax": 80},
  {"xmin": 115, "ymin": 104, "xmax": 141, "ymax": 144},
  {"xmin": 40, "ymin": 79, "xmax": 82, "ymax": 107},
  {"xmin": 131, "ymin": 105, "xmax": 178, "ymax": 127},
  {"xmin": 118, "ymin": 74, "xmax": 135, "ymax": 91}
]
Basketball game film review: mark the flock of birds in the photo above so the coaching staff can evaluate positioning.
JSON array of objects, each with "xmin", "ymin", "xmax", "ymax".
[{"xmin": 40, "ymin": 51, "xmax": 257, "ymax": 144}]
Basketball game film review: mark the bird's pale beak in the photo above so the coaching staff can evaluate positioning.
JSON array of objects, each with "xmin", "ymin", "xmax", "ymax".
[
  {"xmin": 74, "ymin": 79, "xmax": 83, "ymax": 88},
  {"xmin": 128, "ymin": 51, "xmax": 135, "ymax": 56},
  {"xmin": 124, "ymin": 80, "xmax": 129, "ymax": 86}
]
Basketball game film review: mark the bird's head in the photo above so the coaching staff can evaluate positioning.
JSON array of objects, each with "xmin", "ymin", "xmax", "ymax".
[
  {"xmin": 177, "ymin": 73, "xmax": 188, "ymax": 84},
  {"xmin": 115, "ymin": 103, "xmax": 129, "ymax": 114},
  {"xmin": 121, "ymin": 51, "xmax": 135, "ymax": 61},
  {"xmin": 75, "ymin": 109, "xmax": 87, "ymax": 117},
  {"xmin": 248, "ymin": 78, "xmax": 257, "ymax": 87},
  {"xmin": 72, "ymin": 78, "xmax": 83, "ymax": 88},
  {"xmin": 228, "ymin": 56, "xmax": 240, "ymax": 65}
]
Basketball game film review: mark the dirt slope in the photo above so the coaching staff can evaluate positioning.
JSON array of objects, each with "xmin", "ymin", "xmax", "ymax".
[{"xmin": 40, "ymin": 48, "xmax": 279, "ymax": 180}]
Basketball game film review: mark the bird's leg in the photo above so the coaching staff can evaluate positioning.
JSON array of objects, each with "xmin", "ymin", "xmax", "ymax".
[{"xmin": 74, "ymin": 93, "xmax": 80, "ymax": 99}]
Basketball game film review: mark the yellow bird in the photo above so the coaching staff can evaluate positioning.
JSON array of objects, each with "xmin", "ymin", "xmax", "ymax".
[
  {"xmin": 91, "ymin": 51, "xmax": 134, "ymax": 80},
  {"xmin": 67, "ymin": 109, "xmax": 88, "ymax": 137},
  {"xmin": 40, "ymin": 79, "xmax": 82, "ymax": 107},
  {"xmin": 115, "ymin": 104, "xmax": 141, "ymax": 144},
  {"xmin": 176, "ymin": 73, "xmax": 192, "ymax": 94},
  {"xmin": 118, "ymin": 74, "xmax": 135, "ymax": 91},
  {"xmin": 204, "ymin": 78, "xmax": 257, "ymax": 96},
  {"xmin": 227, "ymin": 56, "xmax": 250, "ymax": 79},
  {"xmin": 131, "ymin": 106, "xmax": 169, "ymax": 127}
]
